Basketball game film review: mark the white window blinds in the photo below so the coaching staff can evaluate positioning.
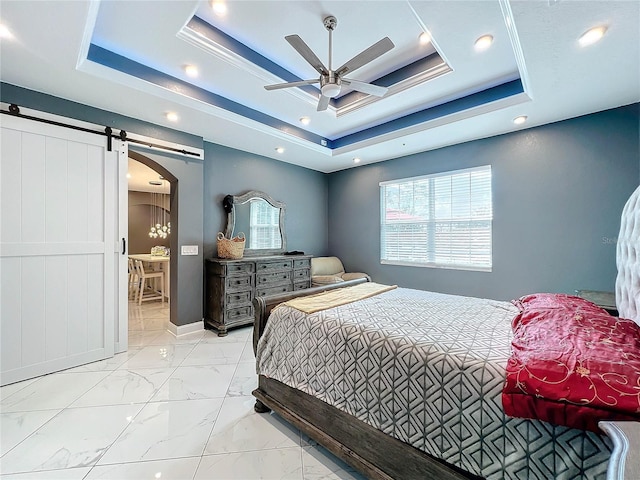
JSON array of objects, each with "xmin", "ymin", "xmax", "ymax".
[
  {"xmin": 380, "ymin": 165, "xmax": 492, "ymax": 271},
  {"xmin": 249, "ymin": 200, "xmax": 281, "ymax": 249}
]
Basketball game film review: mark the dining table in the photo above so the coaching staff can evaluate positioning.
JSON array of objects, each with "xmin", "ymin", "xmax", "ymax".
[{"xmin": 128, "ymin": 254, "xmax": 170, "ymax": 302}]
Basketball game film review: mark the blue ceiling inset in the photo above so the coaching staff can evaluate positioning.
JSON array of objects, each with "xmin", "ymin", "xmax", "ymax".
[
  {"xmin": 87, "ymin": 15, "xmax": 525, "ymax": 151},
  {"xmin": 87, "ymin": 44, "xmax": 329, "ymax": 147}
]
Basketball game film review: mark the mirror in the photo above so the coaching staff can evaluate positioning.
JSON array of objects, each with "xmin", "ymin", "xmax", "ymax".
[{"xmin": 223, "ymin": 190, "xmax": 286, "ymax": 256}]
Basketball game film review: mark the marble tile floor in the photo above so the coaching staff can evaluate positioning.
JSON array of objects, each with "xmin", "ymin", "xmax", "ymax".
[{"xmin": 0, "ymin": 301, "xmax": 366, "ymax": 480}]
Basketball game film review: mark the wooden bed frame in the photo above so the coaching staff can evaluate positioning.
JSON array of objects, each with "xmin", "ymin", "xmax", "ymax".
[
  {"xmin": 250, "ymin": 185, "xmax": 640, "ymax": 479},
  {"xmin": 252, "ymin": 278, "xmax": 480, "ymax": 480}
]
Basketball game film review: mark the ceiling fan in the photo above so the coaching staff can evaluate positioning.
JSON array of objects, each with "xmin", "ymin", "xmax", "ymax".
[{"xmin": 264, "ymin": 16, "xmax": 395, "ymax": 112}]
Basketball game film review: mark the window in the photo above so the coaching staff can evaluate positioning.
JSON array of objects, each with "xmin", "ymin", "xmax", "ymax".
[
  {"xmin": 249, "ymin": 200, "xmax": 280, "ymax": 249},
  {"xmin": 380, "ymin": 165, "xmax": 492, "ymax": 271}
]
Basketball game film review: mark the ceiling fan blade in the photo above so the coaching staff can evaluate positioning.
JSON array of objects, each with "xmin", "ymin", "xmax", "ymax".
[
  {"xmin": 285, "ymin": 35, "xmax": 329, "ymax": 76},
  {"xmin": 341, "ymin": 78, "xmax": 388, "ymax": 97},
  {"xmin": 335, "ymin": 37, "xmax": 395, "ymax": 77},
  {"xmin": 317, "ymin": 94, "xmax": 330, "ymax": 112},
  {"xmin": 264, "ymin": 79, "xmax": 319, "ymax": 91}
]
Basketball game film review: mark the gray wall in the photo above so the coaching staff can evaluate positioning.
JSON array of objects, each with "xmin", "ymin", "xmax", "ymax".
[
  {"xmin": 0, "ymin": 83, "xmax": 201, "ymax": 148},
  {"xmin": 203, "ymin": 142, "xmax": 328, "ymax": 260},
  {"xmin": 328, "ymin": 104, "xmax": 640, "ymax": 301},
  {"xmin": 3, "ymin": 82, "xmax": 638, "ymax": 318}
]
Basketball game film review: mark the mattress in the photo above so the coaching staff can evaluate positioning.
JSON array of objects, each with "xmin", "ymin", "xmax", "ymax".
[{"xmin": 256, "ymin": 287, "xmax": 612, "ymax": 479}]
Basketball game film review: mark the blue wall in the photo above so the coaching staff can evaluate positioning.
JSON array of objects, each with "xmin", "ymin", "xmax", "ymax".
[
  {"xmin": 203, "ymin": 143, "xmax": 328, "ymax": 259},
  {"xmin": 2, "ymin": 82, "xmax": 638, "ymax": 316},
  {"xmin": 0, "ymin": 83, "xmax": 202, "ymax": 148},
  {"xmin": 0, "ymin": 83, "xmax": 329, "ymax": 327},
  {"xmin": 328, "ymin": 104, "xmax": 640, "ymax": 301}
]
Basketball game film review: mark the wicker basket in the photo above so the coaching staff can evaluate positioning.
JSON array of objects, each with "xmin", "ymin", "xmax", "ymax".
[{"xmin": 217, "ymin": 232, "xmax": 246, "ymax": 259}]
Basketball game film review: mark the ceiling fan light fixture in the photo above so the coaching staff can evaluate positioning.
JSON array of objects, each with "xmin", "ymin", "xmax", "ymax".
[{"xmin": 321, "ymin": 83, "xmax": 341, "ymax": 98}]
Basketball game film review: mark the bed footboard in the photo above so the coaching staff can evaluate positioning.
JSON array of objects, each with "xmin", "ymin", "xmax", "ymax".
[
  {"xmin": 252, "ymin": 375, "xmax": 476, "ymax": 480},
  {"xmin": 252, "ymin": 277, "xmax": 367, "ymax": 354}
]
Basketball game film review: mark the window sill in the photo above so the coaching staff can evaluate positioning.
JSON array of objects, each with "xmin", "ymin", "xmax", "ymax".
[{"xmin": 380, "ymin": 259, "xmax": 492, "ymax": 273}]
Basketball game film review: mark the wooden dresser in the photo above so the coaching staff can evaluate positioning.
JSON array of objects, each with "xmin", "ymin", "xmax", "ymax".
[{"xmin": 205, "ymin": 255, "xmax": 312, "ymax": 336}]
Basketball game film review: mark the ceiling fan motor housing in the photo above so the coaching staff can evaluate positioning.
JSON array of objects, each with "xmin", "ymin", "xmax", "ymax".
[{"xmin": 323, "ymin": 16, "xmax": 337, "ymax": 31}]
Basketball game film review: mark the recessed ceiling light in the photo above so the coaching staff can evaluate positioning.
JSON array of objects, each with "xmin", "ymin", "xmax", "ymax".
[
  {"xmin": 353, "ymin": 157, "xmax": 361, "ymax": 164},
  {"xmin": 211, "ymin": 1, "xmax": 227, "ymax": 16},
  {"xmin": 578, "ymin": 26, "xmax": 607, "ymax": 47},
  {"xmin": 299, "ymin": 116, "xmax": 310, "ymax": 125},
  {"xmin": 275, "ymin": 147, "xmax": 284, "ymax": 154},
  {"xmin": 166, "ymin": 112, "xmax": 179, "ymax": 122},
  {"xmin": 513, "ymin": 115, "xmax": 527, "ymax": 125},
  {"xmin": 0, "ymin": 24, "xmax": 13, "ymax": 39},
  {"xmin": 184, "ymin": 65, "xmax": 198, "ymax": 77},
  {"xmin": 474, "ymin": 35, "xmax": 494, "ymax": 51},
  {"xmin": 418, "ymin": 32, "xmax": 431, "ymax": 45},
  {"xmin": 126, "ymin": 173, "xmax": 131, "ymax": 179}
]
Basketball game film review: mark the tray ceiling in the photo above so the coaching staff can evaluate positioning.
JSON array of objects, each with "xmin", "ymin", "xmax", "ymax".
[{"xmin": 0, "ymin": 1, "xmax": 638, "ymax": 172}]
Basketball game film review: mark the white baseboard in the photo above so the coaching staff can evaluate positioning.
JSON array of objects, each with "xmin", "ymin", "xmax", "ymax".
[{"xmin": 167, "ymin": 320, "xmax": 204, "ymax": 337}]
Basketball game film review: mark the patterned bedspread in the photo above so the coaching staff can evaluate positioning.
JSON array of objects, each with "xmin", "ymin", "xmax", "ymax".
[{"xmin": 256, "ymin": 287, "xmax": 612, "ymax": 480}]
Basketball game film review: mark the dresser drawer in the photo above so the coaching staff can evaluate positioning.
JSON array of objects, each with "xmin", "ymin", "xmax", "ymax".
[
  {"xmin": 293, "ymin": 258, "xmax": 311, "ymax": 269},
  {"xmin": 256, "ymin": 260, "xmax": 293, "ymax": 272},
  {"xmin": 294, "ymin": 280, "xmax": 310, "ymax": 291},
  {"xmin": 293, "ymin": 268, "xmax": 309, "ymax": 280},
  {"xmin": 256, "ymin": 270, "xmax": 291, "ymax": 286},
  {"xmin": 225, "ymin": 305, "xmax": 253, "ymax": 322},
  {"xmin": 256, "ymin": 284, "xmax": 293, "ymax": 297},
  {"xmin": 226, "ymin": 262, "xmax": 255, "ymax": 276},
  {"xmin": 225, "ymin": 275, "xmax": 253, "ymax": 292},
  {"xmin": 226, "ymin": 290, "xmax": 251, "ymax": 307}
]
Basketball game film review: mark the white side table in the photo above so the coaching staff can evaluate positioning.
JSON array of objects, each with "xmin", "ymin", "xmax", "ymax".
[{"xmin": 599, "ymin": 421, "xmax": 640, "ymax": 479}]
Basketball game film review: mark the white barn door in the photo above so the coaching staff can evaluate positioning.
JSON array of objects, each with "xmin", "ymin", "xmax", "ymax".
[{"xmin": 0, "ymin": 114, "xmax": 123, "ymax": 385}]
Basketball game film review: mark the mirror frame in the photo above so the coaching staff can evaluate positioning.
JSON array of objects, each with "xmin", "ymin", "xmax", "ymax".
[{"xmin": 223, "ymin": 190, "xmax": 286, "ymax": 256}]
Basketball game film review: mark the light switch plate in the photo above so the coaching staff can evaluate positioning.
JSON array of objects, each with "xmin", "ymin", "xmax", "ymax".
[{"xmin": 181, "ymin": 245, "xmax": 198, "ymax": 255}]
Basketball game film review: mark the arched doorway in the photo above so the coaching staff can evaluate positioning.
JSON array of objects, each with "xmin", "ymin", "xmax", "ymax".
[{"xmin": 127, "ymin": 150, "xmax": 179, "ymax": 330}]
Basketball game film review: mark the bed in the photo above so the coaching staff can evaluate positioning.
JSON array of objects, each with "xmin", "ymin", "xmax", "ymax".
[{"xmin": 252, "ymin": 185, "xmax": 640, "ymax": 480}]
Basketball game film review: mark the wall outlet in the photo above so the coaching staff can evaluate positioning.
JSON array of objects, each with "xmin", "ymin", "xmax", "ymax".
[{"xmin": 181, "ymin": 245, "xmax": 198, "ymax": 255}]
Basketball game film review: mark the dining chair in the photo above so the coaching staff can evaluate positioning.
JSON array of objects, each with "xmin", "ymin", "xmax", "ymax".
[
  {"xmin": 134, "ymin": 259, "xmax": 165, "ymax": 305},
  {"xmin": 128, "ymin": 258, "xmax": 139, "ymax": 300}
]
